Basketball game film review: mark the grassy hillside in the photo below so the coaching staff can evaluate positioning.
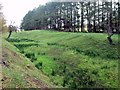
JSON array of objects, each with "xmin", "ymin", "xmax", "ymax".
[
  {"xmin": 6, "ymin": 30, "xmax": 119, "ymax": 88},
  {"xmin": 2, "ymin": 38, "xmax": 55, "ymax": 88}
]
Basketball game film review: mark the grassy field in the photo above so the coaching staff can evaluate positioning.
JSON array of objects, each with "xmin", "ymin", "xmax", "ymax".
[{"xmin": 6, "ymin": 30, "xmax": 119, "ymax": 88}]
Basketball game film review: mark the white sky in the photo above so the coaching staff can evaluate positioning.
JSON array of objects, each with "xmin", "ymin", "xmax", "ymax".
[{"xmin": 0, "ymin": 0, "xmax": 50, "ymax": 27}]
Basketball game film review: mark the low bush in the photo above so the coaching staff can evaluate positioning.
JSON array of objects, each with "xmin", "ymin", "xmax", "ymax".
[
  {"xmin": 35, "ymin": 62, "xmax": 43, "ymax": 69},
  {"xmin": 25, "ymin": 53, "xmax": 35, "ymax": 58},
  {"xmin": 47, "ymin": 43, "xmax": 58, "ymax": 46},
  {"xmin": 38, "ymin": 52, "xmax": 45, "ymax": 55}
]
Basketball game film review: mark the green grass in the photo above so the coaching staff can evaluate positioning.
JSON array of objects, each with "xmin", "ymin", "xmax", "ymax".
[
  {"xmin": 2, "ymin": 38, "xmax": 55, "ymax": 88},
  {"xmin": 7, "ymin": 30, "xmax": 119, "ymax": 88},
  {"xmin": 34, "ymin": 55, "xmax": 58, "ymax": 75}
]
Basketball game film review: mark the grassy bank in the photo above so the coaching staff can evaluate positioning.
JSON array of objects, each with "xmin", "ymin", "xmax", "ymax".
[
  {"xmin": 2, "ymin": 36, "xmax": 55, "ymax": 88},
  {"xmin": 6, "ymin": 30, "xmax": 119, "ymax": 88}
]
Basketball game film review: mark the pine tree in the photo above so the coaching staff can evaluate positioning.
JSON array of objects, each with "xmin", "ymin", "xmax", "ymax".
[{"xmin": 80, "ymin": 2, "xmax": 84, "ymax": 32}]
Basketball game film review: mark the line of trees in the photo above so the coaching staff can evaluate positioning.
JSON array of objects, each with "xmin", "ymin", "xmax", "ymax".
[{"xmin": 21, "ymin": 0, "xmax": 120, "ymax": 33}]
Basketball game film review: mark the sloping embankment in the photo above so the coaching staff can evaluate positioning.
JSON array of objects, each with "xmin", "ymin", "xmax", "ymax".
[{"xmin": 1, "ymin": 39, "xmax": 55, "ymax": 88}]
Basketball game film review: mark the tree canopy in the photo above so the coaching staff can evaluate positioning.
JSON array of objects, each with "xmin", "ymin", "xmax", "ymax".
[
  {"xmin": 21, "ymin": 1, "xmax": 120, "ymax": 34},
  {"xmin": 0, "ymin": 4, "xmax": 8, "ymax": 33}
]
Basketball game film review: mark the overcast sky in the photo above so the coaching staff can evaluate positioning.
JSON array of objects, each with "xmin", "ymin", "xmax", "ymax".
[{"xmin": 0, "ymin": 0, "xmax": 50, "ymax": 27}]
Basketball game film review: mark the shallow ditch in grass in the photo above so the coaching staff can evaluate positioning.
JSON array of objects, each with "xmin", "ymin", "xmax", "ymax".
[{"xmin": 7, "ymin": 38, "xmax": 119, "ymax": 88}]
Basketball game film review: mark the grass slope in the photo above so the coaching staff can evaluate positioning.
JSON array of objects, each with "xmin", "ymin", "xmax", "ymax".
[
  {"xmin": 7, "ymin": 30, "xmax": 119, "ymax": 88},
  {"xmin": 2, "ymin": 38, "xmax": 55, "ymax": 88}
]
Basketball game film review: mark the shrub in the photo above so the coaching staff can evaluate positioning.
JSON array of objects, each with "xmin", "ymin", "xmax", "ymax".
[
  {"xmin": 25, "ymin": 53, "xmax": 37, "ymax": 62},
  {"xmin": 38, "ymin": 52, "xmax": 45, "ymax": 55},
  {"xmin": 64, "ymin": 68, "xmax": 101, "ymax": 88},
  {"xmin": 31, "ymin": 57, "xmax": 37, "ymax": 62},
  {"xmin": 53, "ymin": 58, "xmax": 59, "ymax": 61},
  {"xmin": 20, "ymin": 50, "xmax": 24, "ymax": 54},
  {"xmin": 25, "ymin": 53, "xmax": 35, "ymax": 59},
  {"xmin": 92, "ymin": 70, "xmax": 98, "ymax": 75},
  {"xmin": 51, "ymin": 69, "xmax": 55, "ymax": 76},
  {"xmin": 35, "ymin": 62, "xmax": 43, "ymax": 69},
  {"xmin": 39, "ymin": 62, "xmax": 43, "ymax": 67},
  {"xmin": 47, "ymin": 43, "xmax": 57, "ymax": 46}
]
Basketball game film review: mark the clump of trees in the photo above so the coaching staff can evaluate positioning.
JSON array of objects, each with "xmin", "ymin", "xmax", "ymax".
[
  {"xmin": 0, "ymin": 4, "xmax": 8, "ymax": 33},
  {"xmin": 21, "ymin": 1, "xmax": 120, "ymax": 34},
  {"xmin": 0, "ymin": 3, "xmax": 17, "ymax": 38}
]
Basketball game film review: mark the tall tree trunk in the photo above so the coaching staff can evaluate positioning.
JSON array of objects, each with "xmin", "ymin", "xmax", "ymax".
[
  {"xmin": 93, "ymin": 2, "xmax": 96, "ymax": 32},
  {"xmin": 110, "ymin": 0, "xmax": 113, "ymax": 31},
  {"xmin": 87, "ymin": 2, "xmax": 91, "ymax": 32},
  {"xmin": 118, "ymin": 1, "xmax": 120, "ymax": 33},
  {"xmin": 67, "ymin": 3, "xmax": 71, "ymax": 32},
  {"xmin": 81, "ymin": 2, "xmax": 84, "ymax": 32},
  {"xmin": 76, "ymin": 3, "xmax": 80, "ymax": 32},
  {"xmin": 73, "ymin": 3, "xmax": 76, "ymax": 32},
  {"xmin": 70, "ymin": 3, "xmax": 73, "ymax": 32},
  {"xmin": 97, "ymin": 0, "xmax": 100, "ymax": 33},
  {"xmin": 58, "ymin": 3, "xmax": 62, "ymax": 31},
  {"xmin": 102, "ymin": 2, "xmax": 105, "ymax": 32},
  {"xmin": 106, "ymin": 2, "xmax": 109, "ymax": 25}
]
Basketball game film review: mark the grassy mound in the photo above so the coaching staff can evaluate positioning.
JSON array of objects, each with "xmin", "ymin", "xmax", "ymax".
[{"xmin": 7, "ymin": 30, "xmax": 119, "ymax": 88}]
